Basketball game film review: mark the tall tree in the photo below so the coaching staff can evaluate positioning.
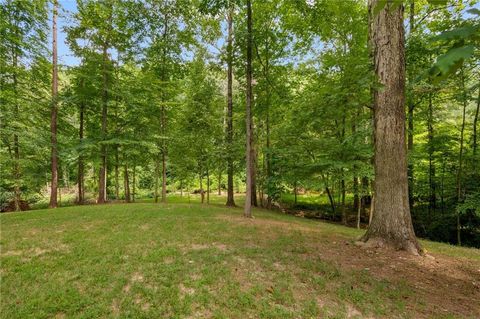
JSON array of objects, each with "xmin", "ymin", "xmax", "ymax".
[
  {"xmin": 361, "ymin": 0, "xmax": 421, "ymax": 255},
  {"xmin": 244, "ymin": 0, "xmax": 254, "ymax": 218},
  {"xmin": 49, "ymin": 0, "xmax": 58, "ymax": 208},
  {"xmin": 225, "ymin": 4, "xmax": 236, "ymax": 207}
]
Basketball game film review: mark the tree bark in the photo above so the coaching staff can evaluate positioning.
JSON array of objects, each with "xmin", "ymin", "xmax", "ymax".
[
  {"xmin": 427, "ymin": 93, "xmax": 436, "ymax": 217},
  {"xmin": 244, "ymin": 0, "xmax": 254, "ymax": 218},
  {"xmin": 49, "ymin": 0, "xmax": 59, "ymax": 208},
  {"xmin": 473, "ymin": 79, "xmax": 479, "ymax": 156},
  {"xmin": 456, "ymin": 67, "xmax": 467, "ymax": 246},
  {"xmin": 78, "ymin": 89, "xmax": 85, "ymax": 204},
  {"xmin": 154, "ymin": 156, "xmax": 159, "ymax": 203},
  {"xmin": 132, "ymin": 165, "xmax": 136, "ymax": 202},
  {"xmin": 361, "ymin": 0, "xmax": 421, "ymax": 255},
  {"xmin": 115, "ymin": 146, "xmax": 119, "ymax": 199},
  {"xmin": 98, "ymin": 42, "xmax": 108, "ymax": 204},
  {"xmin": 226, "ymin": 6, "xmax": 236, "ymax": 207},
  {"xmin": 124, "ymin": 164, "xmax": 130, "ymax": 203}
]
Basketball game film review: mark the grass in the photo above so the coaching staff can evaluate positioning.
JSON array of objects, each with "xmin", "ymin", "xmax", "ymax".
[{"xmin": 1, "ymin": 199, "xmax": 479, "ymax": 318}]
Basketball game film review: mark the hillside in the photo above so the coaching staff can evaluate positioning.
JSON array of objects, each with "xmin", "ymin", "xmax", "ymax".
[{"xmin": 1, "ymin": 202, "xmax": 479, "ymax": 318}]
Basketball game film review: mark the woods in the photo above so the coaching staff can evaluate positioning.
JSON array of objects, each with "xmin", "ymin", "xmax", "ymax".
[{"xmin": 1, "ymin": 0, "xmax": 480, "ymax": 250}]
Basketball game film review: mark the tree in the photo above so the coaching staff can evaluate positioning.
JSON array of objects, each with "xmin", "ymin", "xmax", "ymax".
[
  {"xmin": 360, "ymin": 0, "xmax": 421, "ymax": 255},
  {"xmin": 49, "ymin": 0, "xmax": 58, "ymax": 208},
  {"xmin": 244, "ymin": 0, "xmax": 254, "ymax": 218}
]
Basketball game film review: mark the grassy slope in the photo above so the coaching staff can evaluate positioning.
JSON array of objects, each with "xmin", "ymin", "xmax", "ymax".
[{"xmin": 1, "ymin": 200, "xmax": 479, "ymax": 319}]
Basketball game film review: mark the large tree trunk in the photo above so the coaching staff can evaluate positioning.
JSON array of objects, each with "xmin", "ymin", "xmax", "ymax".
[
  {"xmin": 244, "ymin": 0, "xmax": 254, "ymax": 218},
  {"xmin": 77, "ymin": 92, "xmax": 85, "ymax": 204},
  {"xmin": 49, "ymin": 0, "xmax": 59, "ymax": 208},
  {"xmin": 98, "ymin": 42, "xmax": 108, "ymax": 204},
  {"xmin": 226, "ymin": 6, "xmax": 236, "ymax": 207},
  {"xmin": 361, "ymin": 0, "xmax": 421, "ymax": 255}
]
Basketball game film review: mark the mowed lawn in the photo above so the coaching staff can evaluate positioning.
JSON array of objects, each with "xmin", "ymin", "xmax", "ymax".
[{"xmin": 1, "ymin": 202, "xmax": 479, "ymax": 318}]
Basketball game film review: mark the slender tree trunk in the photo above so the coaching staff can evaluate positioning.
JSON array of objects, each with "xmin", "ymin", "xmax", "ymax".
[
  {"xmin": 362, "ymin": 0, "xmax": 421, "ymax": 255},
  {"xmin": 427, "ymin": 93, "xmax": 436, "ymax": 217},
  {"xmin": 161, "ymin": 109, "xmax": 167, "ymax": 203},
  {"xmin": 154, "ymin": 156, "xmax": 159, "ymax": 203},
  {"xmin": 98, "ymin": 42, "xmax": 109, "ymax": 204},
  {"xmin": 251, "ymin": 149, "xmax": 258, "ymax": 207},
  {"xmin": 473, "ymin": 79, "xmax": 479, "ymax": 156},
  {"xmin": 244, "ymin": 0, "xmax": 254, "ymax": 218},
  {"xmin": 456, "ymin": 67, "xmax": 467, "ymax": 246},
  {"xmin": 207, "ymin": 166, "xmax": 210, "ymax": 204},
  {"xmin": 226, "ymin": 6, "xmax": 236, "ymax": 207},
  {"xmin": 49, "ymin": 0, "xmax": 59, "ymax": 208},
  {"xmin": 132, "ymin": 165, "xmax": 136, "ymax": 202},
  {"xmin": 115, "ymin": 146, "xmax": 119, "ymax": 200},
  {"xmin": 218, "ymin": 171, "xmax": 221, "ymax": 195},
  {"xmin": 78, "ymin": 96, "xmax": 85, "ymax": 204},
  {"xmin": 200, "ymin": 170, "xmax": 204, "ymax": 204},
  {"xmin": 326, "ymin": 186, "xmax": 335, "ymax": 217},
  {"xmin": 341, "ymin": 178, "xmax": 346, "ymax": 225},
  {"xmin": 124, "ymin": 164, "xmax": 130, "ymax": 203},
  {"xmin": 357, "ymin": 196, "xmax": 362, "ymax": 229}
]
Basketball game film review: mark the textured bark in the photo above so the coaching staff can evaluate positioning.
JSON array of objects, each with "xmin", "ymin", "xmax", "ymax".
[
  {"xmin": 362, "ymin": 1, "xmax": 421, "ymax": 255},
  {"xmin": 77, "ymin": 92, "xmax": 85, "ymax": 204},
  {"xmin": 244, "ymin": 0, "xmax": 254, "ymax": 218},
  {"xmin": 226, "ymin": 5, "xmax": 236, "ymax": 207},
  {"xmin": 49, "ymin": 0, "xmax": 59, "ymax": 208},
  {"xmin": 98, "ymin": 42, "xmax": 108, "ymax": 204},
  {"xmin": 407, "ymin": 0, "xmax": 415, "ymax": 208}
]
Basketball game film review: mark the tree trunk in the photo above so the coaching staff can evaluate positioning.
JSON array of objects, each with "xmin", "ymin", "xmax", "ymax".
[
  {"xmin": 226, "ymin": 6, "xmax": 235, "ymax": 207},
  {"xmin": 473, "ymin": 79, "xmax": 479, "ymax": 156},
  {"xmin": 427, "ymin": 93, "xmax": 436, "ymax": 217},
  {"xmin": 49, "ymin": 0, "xmax": 59, "ymax": 208},
  {"xmin": 132, "ymin": 165, "xmax": 136, "ymax": 202},
  {"xmin": 407, "ymin": 0, "xmax": 415, "ymax": 209},
  {"xmin": 98, "ymin": 42, "xmax": 108, "ymax": 204},
  {"xmin": 154, "ymin": 156, "xmax": 159, "ymax": 203},
  {"xmin": 326, "ymin": 186, "xmax": 335, "ymax": 217},
  {"xmin": 244, "ymin": 0, "xmax": 254, "ymax": 218},
  {"xmin": 207, "ymin": 166, "xmax": 210, "ymax": 204},
  {"xmin": 456, "ymin": 67, "xmax": 467, "ymax": 246},
  {"xmin": 115, "ymin": 146, "xmax": 119, "ymax": 200},
  {"xmin": 200, "ymin": 171, "xmax": 204, "ymax": 204},
  {"xmin": 124, "ymin": 164, "xmax": 130, "ymax": 203},
  {"xmin": 341, "ymin": 178, "xmax": 346, "ymax": 225},
  {"xmin": 361, "ymin": 0, "xmax": 421, "ymax": 255},
  {"xmin": 78, "ymin": 95, "xmax": 85, "ymax": 204},
  {"xmin": 161, "ymin": 114, "xmax": 167, "ymax": 203},
  {"xmin": 218, "ymin": 171, "xmax": 222, "ymax": 195},
  {"xmin": 357, "ymin": 196, "xmax": 362, "ymax": 229}
]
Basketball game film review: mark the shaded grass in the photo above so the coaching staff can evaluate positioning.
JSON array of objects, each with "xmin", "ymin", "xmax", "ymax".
[{"xmin": 1, "ymin": 202, "xmax": 478, "ymax": 318}]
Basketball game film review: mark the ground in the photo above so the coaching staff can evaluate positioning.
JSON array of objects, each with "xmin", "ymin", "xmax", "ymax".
[{"xmin": 1, "ymin": 198, "xmax": 479, "ymax": 318}]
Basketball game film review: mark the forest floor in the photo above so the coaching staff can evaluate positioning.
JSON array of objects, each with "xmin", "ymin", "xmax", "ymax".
[{"xmin": 1, "ymin": 200, "xmax": 479, "ymax": 318}]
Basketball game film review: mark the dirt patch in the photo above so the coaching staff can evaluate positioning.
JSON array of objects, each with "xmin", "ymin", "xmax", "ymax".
[
  {"xmin": 218, "ymin": 213, "xmax": 480, "ymax": 318},
  {"xmin": 179, "ymin": 283, "xmax": 195, "ymax": 297}
]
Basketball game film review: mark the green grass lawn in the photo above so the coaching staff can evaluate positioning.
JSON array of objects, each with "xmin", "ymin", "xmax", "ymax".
[{"xmin": 1, "ymin": 201, "xmax": 479, "ymax": 318}]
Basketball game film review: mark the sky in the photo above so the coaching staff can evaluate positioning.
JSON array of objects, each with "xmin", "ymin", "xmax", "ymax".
[
  {"xmin": 54, "ymin": 0, "xmax": 480, "ymax": 68},
  {"xmin": 57, "ymin": 0, "xmax": 80, "ymax": 66}
]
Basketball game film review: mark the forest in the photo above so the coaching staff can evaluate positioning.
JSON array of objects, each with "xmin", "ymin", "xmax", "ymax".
[{"xmin": 1, "ymin": 0, "xmax": 480, "ymax": 317}]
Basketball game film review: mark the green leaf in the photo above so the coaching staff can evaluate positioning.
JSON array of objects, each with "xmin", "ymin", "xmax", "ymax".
[{"xmin": 429, "ymin": 45, "xmax": 475, "ymax": 81}]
